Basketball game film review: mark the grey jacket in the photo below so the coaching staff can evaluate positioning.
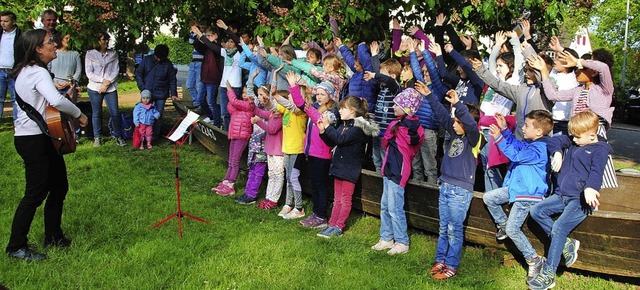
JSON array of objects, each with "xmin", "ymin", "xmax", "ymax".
[{"xmin": 475, "ymin": 67, "xmax": 551, "ymax": 140}]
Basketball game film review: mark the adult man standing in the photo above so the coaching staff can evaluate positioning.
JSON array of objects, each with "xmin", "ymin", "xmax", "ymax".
[
  {"xmin": 41, "ymin": 9, "xmax": 58, "ymax": 37},
  {"xmin": 135, "ymin": 44, "xmax": 178, "ymax": 139},
  {"xmin": 0, "ymin": 11, "xmax": 21, "ymax": 120}
]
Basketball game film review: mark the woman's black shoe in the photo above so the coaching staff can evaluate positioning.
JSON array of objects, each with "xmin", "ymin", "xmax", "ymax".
[
  {"xmin": 44, "ymin": 236, "xmax": 72, "ymax": 248},
  {"xmin": 7, "ymin": 247, "xmax": 47, "ymax": 261}
]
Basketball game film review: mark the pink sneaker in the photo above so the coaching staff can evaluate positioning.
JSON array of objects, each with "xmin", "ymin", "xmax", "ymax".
[
  {"xmin": 211, "ymin": 181, "xmax": 227, "ymax": 193},
  {"xmin": 216, "ymin": 183, "xmax": 235, "ymax": 196}
]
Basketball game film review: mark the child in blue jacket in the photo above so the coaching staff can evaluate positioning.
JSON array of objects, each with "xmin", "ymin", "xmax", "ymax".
[
  {"xmin": 415, "ymin": 81, "xmax": 481, "ymax": 280},
  {"xmin": 133, "ymin": 90, "xmax": 160, "ymax": 150},
  {"xmin": 483, "ymin": 110, "xmax": 553, "ymax": 286}
]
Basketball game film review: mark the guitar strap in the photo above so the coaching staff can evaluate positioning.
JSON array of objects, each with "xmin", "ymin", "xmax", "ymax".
[{"xmin": 15, "ymin": 92, "xmax": 51, "ymax": 137}]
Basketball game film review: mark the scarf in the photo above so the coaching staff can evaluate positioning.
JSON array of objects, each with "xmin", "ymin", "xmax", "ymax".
[{"xmin": 225, "ymin": 48, "xmax": 237, "ymax": 66}]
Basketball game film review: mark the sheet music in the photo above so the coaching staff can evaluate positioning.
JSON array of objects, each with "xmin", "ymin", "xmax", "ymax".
[{"xmin": 168, "ymin": 111, "xmax": 200, "ymax": 142}]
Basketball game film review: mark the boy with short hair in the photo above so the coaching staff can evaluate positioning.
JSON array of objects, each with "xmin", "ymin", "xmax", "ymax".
[
  {"xmin": 414, "ymin": 81, "xmax": 481, "ymax": 280},
  {"xmin": 483, "ymin": 110, "xmax": 553, "ymax": 285},
  {"xmin": 528, "ymin": 110, "xmax": 612, "ymax": 290},
  {"xmin": 364, "ymin": 58, "xmax": 402, "ymax": 173}
]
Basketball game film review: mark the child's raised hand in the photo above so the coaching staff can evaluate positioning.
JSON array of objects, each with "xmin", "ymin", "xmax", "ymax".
[
  {"xmin": 317, "ymin": 118, "xmax": 326, "ymax": 133},
  {"xmin": 258, "ymin": 47, "xmax": 267, "ymax": 57},
  {"xmin": 407, "ymin": 26, "xmax": 420, "ymax": 36},
  {"xmin": 414, "ymin": 80, "xmax": 431, "ymax": 96},
  {"xmin": 416, "ymin": 39, "xmax": 425, "ymax": 52},
  {"xmin": 363, "ymin": 71, "xmax": 375, "ymax": 81},
  {"xmin": 469, "ymin": 58, "xmax": 483, "ymax": 70},
  {"xmin": 445, "ymin": 89, "xmax": 459, "ymax": 104},
  {"xmin": 285, "ymin": 71, "xmax": 299, "ymax": 86},
  {"xmin": 399, "ymin": 38, "xmax": 410, "ymax": 53},
  {"xmin": 334, "ymin": 37, "xmax": 342, "ymax": 47},
  {"xmin": 551, "ymin": 151, "xmax": 563, "ymax": 172},
  {"xmin": 521, "ymin": 19, "xmax": 531, "ymax": 39},
  {"xmin": 489, "ymin": 124, "xmax": 501, "ymax": 140},
  {"xmin": 251, "ymin": 116, "xmax": 260, "ymax": 124},
  {"xmin": 275, "ymin": 64, "xmax": 285, "ymax": 73},
  {"xmin": 225, "ymin": 81, "xmax": 232, "ymax": 91},
  {"xmin": 548, "ymin": 36, "xmax": 564, "ymax": 52},
  {"xmin": 435, "ymin": 13, "xmax": 445, "ymax": 26},
  {"xmin": 369, "ymin": 41, "xmax": 379, "ymax": 56},
  {"xmin": 428, "ymin": 42, "xmax": 442, "ymax": 56},
  {"xmin": 584, "ymin": 188, "xmax": 600, "ymax": 209},
  {"xmin": 251, "ymin": 68, "xmax": 260, "ymax": 80},
  {"xmin": 526, "ymin": 54, "xmax": 546, "ymax": 72},
  {"xmin": 392, "ymin": 18, "xmax": 401, "ymax": 30},
  {"xmin": 558, "ymin": 51, "xmax": 579, "ymax": 68},
  {"xmin": 494, "ymin": 31, "xmax": 507, "ymax": 46},
  {"xmin": 444, "ymin": 43, "xmax": 454, "ymax": 54},
  {"xmin": 493, "ymin": 113, "xmax": 506, "ymax": 130},
  {"xmin": 216, "ymin": 19, "xmax": 228, "ymax": 30},
  {"xmin": 256, "ymin": 35, "xmax": 264, "ymax": 47}
]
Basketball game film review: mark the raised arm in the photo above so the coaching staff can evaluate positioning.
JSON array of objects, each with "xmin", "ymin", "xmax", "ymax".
[{"xmin": 421, "ymin": 48, "xmax": 448, "ymax": 102}]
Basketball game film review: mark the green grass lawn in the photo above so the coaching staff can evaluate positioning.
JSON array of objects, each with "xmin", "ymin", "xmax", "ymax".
[{"xmin": 0, "ymin": 108, "xmax": 637, "ymax": 289}]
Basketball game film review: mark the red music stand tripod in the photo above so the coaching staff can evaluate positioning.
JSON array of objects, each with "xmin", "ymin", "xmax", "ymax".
[{"xmin": 153, "ymin": 114, "xmax": 210, "ymax": 237}]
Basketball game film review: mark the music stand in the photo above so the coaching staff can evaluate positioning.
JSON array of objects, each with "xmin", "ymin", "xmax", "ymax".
[{"xmin": 153, "ymin": 111, "xmax": 210, "ymax": 237}]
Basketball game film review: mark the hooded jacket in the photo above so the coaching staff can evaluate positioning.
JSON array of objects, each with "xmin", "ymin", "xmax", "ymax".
[
  {"xmin": 321, "ymin": 117, "xmax": 380, "ymax": 184},
  {"xmin": 226, "ymin": 89, "xmax": 254, "ymax": 140},
  {"xmin": 495, "ymin": 129, "xmax": 550, "ymax": 202}
]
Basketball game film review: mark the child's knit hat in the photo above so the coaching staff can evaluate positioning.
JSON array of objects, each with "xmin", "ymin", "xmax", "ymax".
[
  {"xmin": 313, "ymin": 81, "xmax": 338, "ymax": 102},
  {"xmin": 141, "ymin": 89, "xmax": 152, "ymax": 99},
  {"xmin": 393, "ymin": 88, "xmax": 423, "ymax": 117}
]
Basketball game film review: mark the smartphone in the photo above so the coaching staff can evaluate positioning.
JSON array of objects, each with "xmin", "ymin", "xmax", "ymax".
[{"xmin": 512, "ymin": 23, "xmax": 523, "ymax": 38}]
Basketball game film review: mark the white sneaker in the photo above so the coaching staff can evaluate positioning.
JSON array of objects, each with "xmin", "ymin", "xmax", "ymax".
[
  {"xmin": 387, "ymin": 243, "xmax": 409, "ymax": 255},
  {"xmin": 277, "ymin": 205, "xmax": 292, "ymax": 217},
  {"xmin": 283, "ymin": 208, "xmax": 305, "ymax": 219},
  {"xmin": 371, "ymin": 239, "xmax": 395, "ymax": 251}
]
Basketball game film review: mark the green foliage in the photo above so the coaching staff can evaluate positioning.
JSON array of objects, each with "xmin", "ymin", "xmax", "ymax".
[{"xmin": 151, "ymin": 35, "xmax": 193, "ymax": 65}]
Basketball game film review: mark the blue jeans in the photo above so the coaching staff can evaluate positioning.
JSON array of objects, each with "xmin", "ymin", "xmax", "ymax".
[
  {"xmin": 379, "ymin": 177, "xmax": 408, "ymax": 245},
  {"xmin": 411, "ymin": 128, "xmax": 438, "ymax": 184},
  {"xmin": 0, "ymin": 69, "xmax": 17, "ymax": 120},
  {"xmin": 435, "ymin": 182, "xmax": 473, "ymax": 270},
  {"xmin": 480, "ymin": 129, "xmax": 504, "ymax": 192},
  {"xmin": 483, "ymin": 187, "xmax": 538, "ymax": 259},
  {"xmin": 87, "ymin": 89, "xmax": 120, "ymax": 138},
  {"xmin": 152, "ymin": 99, "xmax": 166, "ymax": 139},
  {"xmin": 530, "ymin": 194, "xmax": 588, "ymax": 273},
  {"xmin": 218, "ymin": 86, "xmax": 242, "ymax": 132},
  {"xmin": 199, "ymin": 83, "xmax": 219, "ymax": 126},
  {"xmin": 186, "ymin": 62, "xmax": 202, "ymax": 107},
  {"xmin": 372, "ymin": 136, "xmax": 383, "ymax": 173}
]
